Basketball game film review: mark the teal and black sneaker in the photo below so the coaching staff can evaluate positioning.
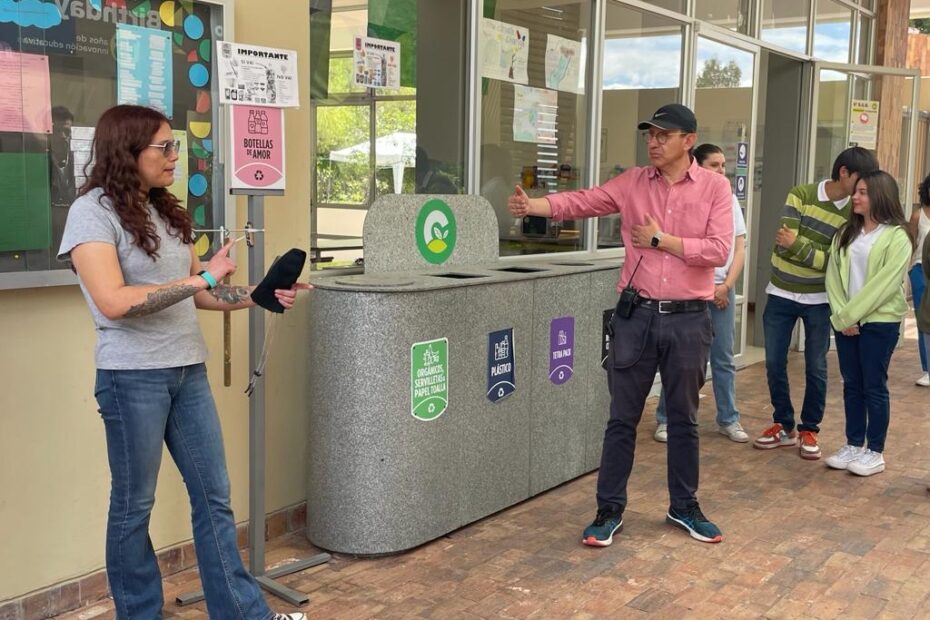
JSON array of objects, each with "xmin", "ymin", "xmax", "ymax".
[
  {"xmin": 582, "ymin": 509, "xmax": 623, "ymax": 547},
  {"xmin": 666, "ymin": 502, "xmax": 722, "ymax": 543}
]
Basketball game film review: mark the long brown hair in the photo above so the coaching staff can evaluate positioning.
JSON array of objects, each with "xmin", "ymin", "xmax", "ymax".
[
  {"xmin": 80, "ymin": 105, "xmax": 192, "ymax": 259},
  {"xmin": 836, "ymin": 170, "xmax": 913, "ymax": 252}
]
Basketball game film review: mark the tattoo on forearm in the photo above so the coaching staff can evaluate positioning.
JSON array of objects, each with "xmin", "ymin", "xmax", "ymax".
[
  {"xmin": 208, "ymin": 284, "xmax": 251, "ymax": 305},
  {"xmin": 125, "ymin": 284, "xmax": 200, "ymax": 318}
]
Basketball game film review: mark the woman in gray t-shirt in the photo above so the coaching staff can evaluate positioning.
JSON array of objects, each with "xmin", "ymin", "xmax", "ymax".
[{"xmin": 59, "ymin": 105, "xmax": 307, "ymax": 620}]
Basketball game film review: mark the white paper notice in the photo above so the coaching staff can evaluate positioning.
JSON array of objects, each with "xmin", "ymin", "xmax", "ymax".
[
  {"xmin": 545, "ymin": 34, "xmax": 584, "ymax": 94},
  {"xmin": 216, "ymin": 41, "xmax": 300, "ymax": 108},
  {"xmin": 513, "ymin": 85, "xmax": 557, "ymax": 145},
  {"xmin": 353, "ymin": 36, "xmax": 401, "ymax": 89},
  {"xmin": 480, "ymin": 18, "xmax": 529, "ymax": 85},
  {"xmin": 849, "ymin": 99, "xmax": 879, "ymax": 150},
  {"xmin": 71, "ymin": 126, "xmax": 96, "ymax": 191}
]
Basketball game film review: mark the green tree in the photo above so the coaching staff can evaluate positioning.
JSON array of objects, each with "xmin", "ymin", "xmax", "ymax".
[
  {"xmin": 696, "ymin": 58, "xmax": 742, "ymax": 88},
  {"xmin": 314, "ymin": 56, "xmax": 417, "ymax": 203},
  {"xmin": 912, "ymin": 18, "xmax": 930, "ymax": 35}
]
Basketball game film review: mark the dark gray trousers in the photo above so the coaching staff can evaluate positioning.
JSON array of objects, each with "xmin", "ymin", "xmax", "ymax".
[{"xmin": 597, "ymin": 303, "xmax": 712, "ymax": 513}]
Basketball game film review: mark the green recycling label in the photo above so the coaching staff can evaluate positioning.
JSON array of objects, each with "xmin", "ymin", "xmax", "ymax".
[
  {"xmin": 411, "ymin": 338, "xmax": 449, "ymax": 421},
  {"xmin": 415, "ymin": 198, "xmax": 457, "ymax": 264}
]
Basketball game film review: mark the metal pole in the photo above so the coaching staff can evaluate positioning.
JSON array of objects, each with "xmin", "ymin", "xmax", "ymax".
[
  {"xmin": 178, "ymin": 194, "xmax": 330, "ymax": 608},
  {"xmin": 247, "ymin": 195, "xmax": 267, "ymax": 577}
]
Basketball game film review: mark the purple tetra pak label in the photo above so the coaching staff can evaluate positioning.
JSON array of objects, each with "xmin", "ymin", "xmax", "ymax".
[{"xmin": 549, "ymin": 316, "xmax": 574, "ymax": 385}]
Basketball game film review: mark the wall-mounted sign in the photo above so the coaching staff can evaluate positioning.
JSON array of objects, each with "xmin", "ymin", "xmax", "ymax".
[
  {"xmin": 217, "ymin": 41, "xmax": 300, "ymax": 108},
  {"xmin": 549, "ymin": 316, "xmax": 574, "ymax": 385},
  {"xmin": 487, "ymin": 328, "xmax": 516, "ymax": 403},
  {"xmin": 229, "ymin": 105, "xmax": 285, "ymax": 192},
  {"xmin": 849, "ymin": 99, "xmax": 879, "ymax": 150},
  {"xmin": 736, "ymin": 142, "xmax": 749, "ymax": 167},
  {"xmin": 415, "ymin": 199, "xmax": 457, "ymax": 264},
  {"xmin": 411, "ymin": 338, "xmax": 449, "ymax": 421},
  {"xmin": 735, "ymin": 174, "xmax": 747, "ymax": 201}
]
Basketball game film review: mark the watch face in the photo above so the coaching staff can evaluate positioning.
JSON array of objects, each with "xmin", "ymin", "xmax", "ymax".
[{"xmin": 651, "ymin": 235, "xmax": 659, "ymax": 247}]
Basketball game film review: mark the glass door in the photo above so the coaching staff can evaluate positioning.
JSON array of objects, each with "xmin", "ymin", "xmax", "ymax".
[
  {"xmin": 810, "ymin": 62, "xmax": 921, "ymax": 208},
  {"xmin": 690, "ymin": 24, "xmax": 760, "ymax": 360}
]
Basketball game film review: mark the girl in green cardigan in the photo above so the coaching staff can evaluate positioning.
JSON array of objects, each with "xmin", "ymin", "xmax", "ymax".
[{"xmin": 824, "ymin": 170, "xmax": 913, "ymax": 476}]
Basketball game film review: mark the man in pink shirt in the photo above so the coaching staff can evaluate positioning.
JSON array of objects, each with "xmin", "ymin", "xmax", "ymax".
[{"xmin": 509, "ymin": 104, "xmax": 732, "ymax": 546}]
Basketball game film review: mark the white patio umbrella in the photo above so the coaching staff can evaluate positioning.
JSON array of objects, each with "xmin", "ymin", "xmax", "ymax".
[{"xmin": 328, "ymin": 131, "xmax": 417, "ymax": 194}]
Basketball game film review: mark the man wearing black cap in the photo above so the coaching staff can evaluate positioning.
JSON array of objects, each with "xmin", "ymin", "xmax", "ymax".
[{"xmin": 509, "ymin": 103, "xmax": 733, "ymax": 545}]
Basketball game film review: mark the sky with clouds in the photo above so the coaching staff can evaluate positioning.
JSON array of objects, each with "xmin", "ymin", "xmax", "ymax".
[{"xmin": 602, "ymin": 21, "xmax": 852, "ymax": 90}]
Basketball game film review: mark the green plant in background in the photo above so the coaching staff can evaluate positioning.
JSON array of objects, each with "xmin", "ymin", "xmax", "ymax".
[{"xmin": 315, "ymin": 57, "xmax": 417, "ymax": 203}]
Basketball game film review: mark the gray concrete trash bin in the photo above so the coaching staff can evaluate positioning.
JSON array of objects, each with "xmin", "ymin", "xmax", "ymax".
[{"xmin": 306, "ymin": 195, "xmax": 621, "ymax": 555}]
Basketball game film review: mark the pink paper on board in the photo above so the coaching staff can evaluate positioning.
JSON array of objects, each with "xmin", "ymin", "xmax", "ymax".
[
  {"xmin": 0, "ymin": 51, "xmax": 52, "ymax": 134},
  {"xmin": 231, "ymin": 105, "xmax": 284, "ymax": 190}
]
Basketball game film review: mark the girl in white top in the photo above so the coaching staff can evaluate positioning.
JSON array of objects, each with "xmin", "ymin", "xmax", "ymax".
[
  {"xmin": 908, "ymin": 174, "xmax": 930, "ymax": 386},
  {"xmin": 824, "ymin": 170, "xmax": 913, "ymax": 476}
]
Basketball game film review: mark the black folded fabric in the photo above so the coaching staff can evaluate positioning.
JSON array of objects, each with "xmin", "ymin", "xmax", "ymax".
[{"xmin": 250, "ymin": 248, "xmax": 307, "ymax": 313}]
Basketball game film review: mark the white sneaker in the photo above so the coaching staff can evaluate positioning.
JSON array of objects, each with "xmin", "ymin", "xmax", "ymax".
[
  {"xmin": 654, "ymin": 423, "xmax": 668, "ymax": 443},
  {"xmin": 824, "ymin": 444, "xmax": 865, "ymax": 470},
  {"xmin": 847, "ymin": 449, "xmax": 885, "ymax": 476},
  {"xmin": 917, "ymin": 373, "xmax": 930, "ymax": 387},
  {"xmin": 273, "ymin": 614, "xmax": 307, "ymax": 620},
  {"xmin": 718, "ymin": 422, "xmax": 749, "ymax": 443}
]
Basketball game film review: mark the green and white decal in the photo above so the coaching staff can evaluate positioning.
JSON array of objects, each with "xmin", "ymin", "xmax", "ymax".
[
  {"xmin": 411, "ymin": 337, "xmax": 449, "ymax": 420},
  {"xmin": 415, "ymin": 198, "xmax": 457, "ymax": 264}
]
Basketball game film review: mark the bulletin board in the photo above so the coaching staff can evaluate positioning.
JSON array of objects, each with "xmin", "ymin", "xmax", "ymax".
[{"xmin": 0, "ymin": 0, "xmax": 229, "ymax": 286}]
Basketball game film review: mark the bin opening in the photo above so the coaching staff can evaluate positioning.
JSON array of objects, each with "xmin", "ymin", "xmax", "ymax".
[
  {"xmin": 493, "ymin": 266, "xmax": 548, "ymax": 274},
  {"xmin": 429, "ymin": 273, "xmax": 489, "ymax": 279},
  {"xmin": 552, "ymin": 261, "xmax": 594, "ymax": 266}
]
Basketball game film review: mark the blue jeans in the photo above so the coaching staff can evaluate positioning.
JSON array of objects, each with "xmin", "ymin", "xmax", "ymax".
[
  {"xmin": 909, "ymin": 264, "xmax": 927, "ymax": 371},
  {"xmin": 94, "ymin": 364, "xmax": 273, "ymax": 620},
  {"xmin": 834, "ymin": 323, "xmax": 899, "ymax": 453},
  {"xmin": 762, "ymin": 294, "xmax": 831, "ymax": 433},
  {"xmin": 656, "ymin": 290, "xmax": 739, "ymax": 427}
]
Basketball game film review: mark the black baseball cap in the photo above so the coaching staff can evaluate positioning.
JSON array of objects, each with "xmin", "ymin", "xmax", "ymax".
[{"xmin": 637, "ymin": 103, "xmax": 697, "ymax": 133}]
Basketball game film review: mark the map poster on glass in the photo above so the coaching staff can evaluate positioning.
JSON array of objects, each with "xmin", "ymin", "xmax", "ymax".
[
  {"xmin": 216, "ymin": 41, "xmax": 300, "ymax": 108},
  {"xmin": 353, "ymin": 36, "xmax": 400, "ymax": 89}
]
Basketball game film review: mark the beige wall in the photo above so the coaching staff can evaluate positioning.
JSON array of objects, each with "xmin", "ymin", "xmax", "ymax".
[{"xmin": 0, "ymin": 0, "xmax": 312, "ymax": 601}]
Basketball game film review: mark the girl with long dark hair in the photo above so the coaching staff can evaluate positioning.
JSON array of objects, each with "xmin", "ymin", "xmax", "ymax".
[
  {"xmin": 824, "ymin": 170, "xmax": 913, "ymax": 476},
  {"xmin": 58, "ymin": 105, "xmax": 307, "ymax": 619}
]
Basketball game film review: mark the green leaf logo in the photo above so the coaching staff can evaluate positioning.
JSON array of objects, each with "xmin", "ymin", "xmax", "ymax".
[{"xmin": 416, "ymin": 199, "xmax": 457, "ymax": 264}]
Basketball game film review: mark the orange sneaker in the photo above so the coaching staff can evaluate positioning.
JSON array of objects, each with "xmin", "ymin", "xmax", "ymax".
[
  {"xmin": 753, "ymin": 423, "xmax": 797, "ymax": 449},
  {"xmin": 798, "ymin": 431, "xmax": 821, "ymax": 460}
]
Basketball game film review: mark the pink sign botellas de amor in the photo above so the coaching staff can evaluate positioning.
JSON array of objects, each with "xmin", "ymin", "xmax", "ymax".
[{"xmin": 230, "ymin": 105, "xmax": 285, "ymax": 191}]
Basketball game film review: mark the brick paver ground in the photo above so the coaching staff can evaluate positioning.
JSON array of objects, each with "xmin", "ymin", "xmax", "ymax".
[{"xmin": 58, "ymin": 326, "xmax": 930, "ymax": 619}]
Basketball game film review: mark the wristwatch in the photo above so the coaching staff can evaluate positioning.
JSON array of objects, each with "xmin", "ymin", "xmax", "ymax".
[{"xmin": 650, "ymin": 231, "xmax": 664, "ymax": 248}]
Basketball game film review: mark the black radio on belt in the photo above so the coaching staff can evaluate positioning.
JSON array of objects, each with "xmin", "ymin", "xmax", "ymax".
[{"xmin": 616, "ymin": 256, "xmax": 643, "ymax": 319}]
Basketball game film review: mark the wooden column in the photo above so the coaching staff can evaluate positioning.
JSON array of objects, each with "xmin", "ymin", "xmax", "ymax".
[{"xmin": 873, "ymin": 0, "xmax": 911, "ymax": 178}]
